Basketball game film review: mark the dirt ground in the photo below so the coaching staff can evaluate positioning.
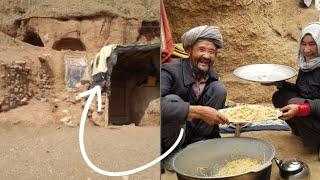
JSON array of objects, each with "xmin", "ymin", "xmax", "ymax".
[
  {"xmin": 0, "ymin": 123, "xmax": 160, "ymax": 180},
  {"xmin": 0, "ymin": 53, "xmax": 161, "ymax": 179},
  {"xmin": 162, "ymin": 130, "xmax": 320, "ymax": 180}
]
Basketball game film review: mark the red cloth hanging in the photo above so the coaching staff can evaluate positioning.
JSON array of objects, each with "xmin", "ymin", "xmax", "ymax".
[{"xmin": 161, "ymin": 0, "xmax": 174, "ymax": 63}]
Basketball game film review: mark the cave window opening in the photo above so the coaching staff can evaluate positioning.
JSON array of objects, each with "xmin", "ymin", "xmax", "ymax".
[
  {"xmin": 52, "ymin": 38, "xmax": 86, "ymax": 51},
  {"xmin": 138, "ymin": 21, "xmax": 160, "ymax": 41},
  {"xmin": 22, "ymin": 31, "xmax": 44, "ymax": 47}
]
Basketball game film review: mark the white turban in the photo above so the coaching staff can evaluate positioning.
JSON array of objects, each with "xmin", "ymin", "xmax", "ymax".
[{"xmin": 181, "ymin": 25, "xmax": 223, "ymax": 51}]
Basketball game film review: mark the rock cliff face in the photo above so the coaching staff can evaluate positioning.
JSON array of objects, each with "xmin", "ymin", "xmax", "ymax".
[
  {"xmin": 0, "ymin": 0, "xmax": 160, "ymax": 50},
  {"xmin": 0, "ymin": 0, "xmax": 160, "ymax": 126},
  {"xmin": 18, "ymin": 17, "xmax": 159, "ymax": 51},
  {"xmin": 164, "ymin": 0, "xmax": 318, "ymax": 103}
]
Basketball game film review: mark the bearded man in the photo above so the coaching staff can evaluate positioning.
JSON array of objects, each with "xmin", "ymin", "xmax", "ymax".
[{"xmin": 161, "ymin": 25, "xmax": 229, "ymax": 172}]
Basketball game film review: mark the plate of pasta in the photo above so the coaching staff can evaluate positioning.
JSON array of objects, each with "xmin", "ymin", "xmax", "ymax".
[{"xmin": 219, "ymin": 104, "xmax": 282, "ymax": 124}]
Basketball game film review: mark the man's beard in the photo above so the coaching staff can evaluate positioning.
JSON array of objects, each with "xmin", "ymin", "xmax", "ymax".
[{"xmin": 190, "ymin": 57, "xmax": 211, "ymax": 79}]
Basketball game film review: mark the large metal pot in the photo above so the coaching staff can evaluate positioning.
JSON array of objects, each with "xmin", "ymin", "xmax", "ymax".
[{"xmin": 172, "ymin": 137, "xmax": 275, "ymax": 180}]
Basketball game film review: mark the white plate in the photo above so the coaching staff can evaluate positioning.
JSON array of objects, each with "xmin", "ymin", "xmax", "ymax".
[{"xmin": 233, "ymin": 64, "xmax": 297, "ymax": 83}]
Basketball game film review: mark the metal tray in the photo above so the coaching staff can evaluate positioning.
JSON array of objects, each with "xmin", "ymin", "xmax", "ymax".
[{"xmin": 233, "ymin": 64, "xmax": 297, "ymax": 83}]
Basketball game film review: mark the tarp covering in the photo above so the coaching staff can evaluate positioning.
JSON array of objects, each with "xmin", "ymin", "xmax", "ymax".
[
  {"xmin": 64, "ymin": 55, "xmax": 89, "ymax": 88},
  {"xmin": 91, "ymin": 43, "xmax": 160, "ymax": 96},
  {"xmin": 91, "ymin": 44, "xmax": 117, "ymax": 77}
]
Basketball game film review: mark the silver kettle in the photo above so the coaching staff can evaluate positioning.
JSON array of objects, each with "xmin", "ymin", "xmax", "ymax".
[{"xmin": 274, "ymin": 157, "xmax": 310, "ymax": 180}]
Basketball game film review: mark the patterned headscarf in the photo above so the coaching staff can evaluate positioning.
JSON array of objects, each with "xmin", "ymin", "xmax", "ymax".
[
  {"xmin": 298, "ymin": 22, "xmax": 320, "ymax": 72},
  {"xmin": 181, "ymin": 25, "xmax": 223, "ymax": 51}
]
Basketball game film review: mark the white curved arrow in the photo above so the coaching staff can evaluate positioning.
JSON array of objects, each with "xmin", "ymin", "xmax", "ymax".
[
  {"xmin": 78, "ymin": 86, "xmax": 184, "ymax": 176},
  {"xmin": 304, "ymin": 0, "xmax": 312, "ymax": 7}
]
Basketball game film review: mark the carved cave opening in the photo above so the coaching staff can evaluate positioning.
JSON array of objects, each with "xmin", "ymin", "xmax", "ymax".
[
  {"xmin": 22, "ymin": 31, "xmax": 44, "ymax": 47},
  {"xmin": 139, "ymin": 21, "xmax": 160, "ymax": 41},
  {"xmin": 52, "ymin": 38, "xmax": 86, "ymax": 51}
]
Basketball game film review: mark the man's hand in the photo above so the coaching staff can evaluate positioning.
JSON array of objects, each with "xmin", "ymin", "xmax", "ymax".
[
  {"xmin": 188, "ymin": 105, "xmax": 229, "ymax": 125},
  {"xmin": 280, "ymin": 104, "xmax": 298, "ymax": 120}
]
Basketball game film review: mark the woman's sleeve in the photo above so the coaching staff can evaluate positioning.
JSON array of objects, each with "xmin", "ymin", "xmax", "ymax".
[
  {"xmin": 306, "ymin": 99, "xmax": 320, "ymax": 117},
  {"xmin": 282, "ymin": 81, "xmax": 297, "ymax": 91}
]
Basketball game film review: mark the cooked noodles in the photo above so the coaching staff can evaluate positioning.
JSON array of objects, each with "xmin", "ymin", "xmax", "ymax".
[
  {"xmin": 216, "ymin": 158, "xmax": 263, "ymax": 176},
  {"xmin": 194, "ymin": 147, "xmax": 266, "ymax": 178},
  {"xmin": 220, "ymin": 104, "xmax": 280, "ymax": 122},
  {"xmin": 194, "ymin": 157, "xmax": 263, "ymax": 177}
]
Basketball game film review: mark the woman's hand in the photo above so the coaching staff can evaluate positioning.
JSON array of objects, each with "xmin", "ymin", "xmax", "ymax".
[
  {"xmin": 260, "ymin": 81, "xmax": 284, "ymax": 88},
  {"xmin": 188, "ymin": 105, "xmax": 229, "ymax": 125},
  {"xmin": 280, "ymin": 104, "xmax": 298, "ymax": 120}
]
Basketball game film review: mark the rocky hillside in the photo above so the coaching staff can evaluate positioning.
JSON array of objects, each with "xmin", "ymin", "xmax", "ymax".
[
  {"xmin": 0, "ymin": 0, "xmax": 160, "ymax": 126},
  {"xmin": 164, "ymin": 0, "xmax": 318, "ymax": 103}
]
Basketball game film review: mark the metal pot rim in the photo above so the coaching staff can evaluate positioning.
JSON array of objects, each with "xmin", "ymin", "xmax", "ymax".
[{"xmin": 172, "ymin": 137, "xmax": 275, "ymax": 179}]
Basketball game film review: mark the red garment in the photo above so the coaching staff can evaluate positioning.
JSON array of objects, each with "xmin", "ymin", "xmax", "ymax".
[
  {"xmin": 297, "ymin": 103, "xmax": 311, "ymax": 116},
  {"xmin": 161, "ymin": 0, "xmax": 174, "ymax": 63}
]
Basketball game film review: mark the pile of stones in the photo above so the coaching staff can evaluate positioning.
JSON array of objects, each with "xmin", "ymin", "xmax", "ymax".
[
  {"xmin": 0, "ymin": 61, "xmax": 33, "ymax": 112},
  {"xmin": 36, "ymin": 67, "xmax": 53, "ymax": 92}
]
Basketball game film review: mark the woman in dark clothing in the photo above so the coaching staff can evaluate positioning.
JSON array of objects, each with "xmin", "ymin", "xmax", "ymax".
[{"xmin": 270, "ymin": 22, "xmax": 320, "ymax": 156}]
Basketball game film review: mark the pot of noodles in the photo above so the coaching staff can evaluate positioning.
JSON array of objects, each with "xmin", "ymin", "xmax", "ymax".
[{"xmin": 172, "ymin": 137, "xmax": 275, "ymax": 180}]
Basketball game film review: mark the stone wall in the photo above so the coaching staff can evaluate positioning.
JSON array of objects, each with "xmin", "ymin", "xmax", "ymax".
[{"xmin": 0, "ymin": 61, "xmax": 32, "ymax": 112}]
